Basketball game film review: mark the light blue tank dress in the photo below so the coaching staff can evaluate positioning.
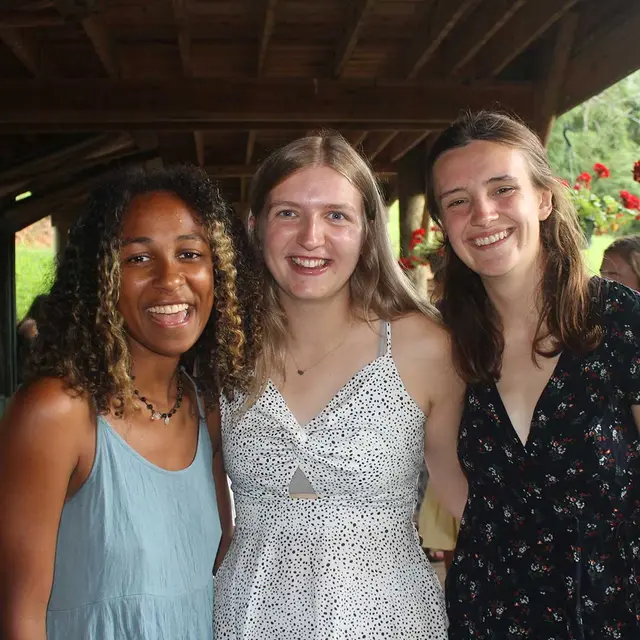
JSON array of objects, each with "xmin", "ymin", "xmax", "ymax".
[{"xmin": 46, "ymin": 373, "xmax": 221, "ymax": 640}]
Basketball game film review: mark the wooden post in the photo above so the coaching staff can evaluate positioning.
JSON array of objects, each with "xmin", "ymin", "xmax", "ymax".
[
  {"xmin": 0, "ymin": 230, "xmax": 17, "ymax": 409},
  {"xmin": 398, "ymin": 143, "xmax": 428, "ymax": 294}
]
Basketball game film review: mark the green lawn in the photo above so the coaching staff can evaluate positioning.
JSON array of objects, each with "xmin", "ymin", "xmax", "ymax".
[{"xmin": 15, "ymin": 245, "xmax": 55, "ymax": 321}]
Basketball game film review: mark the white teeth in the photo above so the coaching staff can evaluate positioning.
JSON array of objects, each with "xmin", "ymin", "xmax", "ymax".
[
  {"xmin": 474, "ymin": 230, "xmax": 509, "ymax": 247},
  {"xmin": 291, "ymin": 257, "xmax": 328, "ymax": 268},
  {"xmin": 148, "ymin": 303, "xmax": 189, "ymax": 314}
]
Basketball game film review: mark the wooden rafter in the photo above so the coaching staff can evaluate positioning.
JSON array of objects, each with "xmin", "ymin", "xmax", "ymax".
[
  {"xmin": 52, "ymin": 1, "xmax": 119, "ymax": 78},
  {"xmin": 0, "ymin": 10, "xmax": 65, "ymax": 28},
  {"xmin": 172, "ymin": 0, "xmax": 191, "ymax": 76},
  {"xmin": 0, "ymin": 28, "xmax": 41, "ymax": 75},
  {"xmin": 402, "ymin": 0, "xmax": 479, "ymax": 79},
  {"xmin": 240, "ymin": 130, "xmax": 257, "ymax": 202},
  {"xmin": 333, "ymin": 0, "xmax": 377, "ymax": 78},
  {"xmin": 341, "ymin": 130, "xmax": 368, "ymax": 148},
  {"xmin": 561, "ymin": 5, "xmax": 640, "ymax": 112},
  {"xmin": 361, "ymin": 131, "xmax": 397, "ymax": 161},
  {"xmin": 533, "ymin": 11, "xmax": 579, "ymax": 144},
  {"xmin": 0, "ymin": 79, "xmax": 536, "ymax": 129},
  {"xmin": 258, "ymin": 0, "xmax": 278, "ymax": 77},
  {"xmin": 462, "ymin": 0, "xmax": 579, "ymax": 79},
  {"xmin": 379, "ymin": 131, "xmax": 431, "ymax": 164},
  {"xmin": 440, "ymin": 0, "xmax": 526, "ymax": 76}
]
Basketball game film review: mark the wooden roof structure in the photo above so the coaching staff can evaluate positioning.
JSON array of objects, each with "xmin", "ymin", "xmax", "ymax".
[{"xmin": 1, "ymin": 0, "xmax": 639, "ymax": 232}]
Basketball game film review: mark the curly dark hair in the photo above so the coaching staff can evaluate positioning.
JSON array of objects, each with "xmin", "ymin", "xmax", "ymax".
[{"xmin": 25, "ymin": 164, "xmax": 263, "ymax": 415}]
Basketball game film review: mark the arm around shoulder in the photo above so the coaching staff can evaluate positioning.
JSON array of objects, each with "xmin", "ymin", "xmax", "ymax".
[{"xmin": 0, "ymin": 378, "xmax": 90, "ymax": 640}]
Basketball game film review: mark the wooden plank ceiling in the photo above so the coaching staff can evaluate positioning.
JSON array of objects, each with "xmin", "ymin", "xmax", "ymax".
[{"xmin": 0, "ymin": 0, "xmax": 639, "ymax": 229}]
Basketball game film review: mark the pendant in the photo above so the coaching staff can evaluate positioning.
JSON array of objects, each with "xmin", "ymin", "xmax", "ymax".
[
  {"xmin": 164, "ymin": 416, "xmax": 170, "ymax": 425},
  {"xmin": 151, "ymin": 411, "xmax": 161, "ymax": 421},
  {"xmin": 297, "ymin": 369, "xmax": 304, "ymax": 375}
]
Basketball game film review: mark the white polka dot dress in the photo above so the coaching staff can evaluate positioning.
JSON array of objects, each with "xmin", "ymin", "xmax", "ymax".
[{"xmin": 215, "ymin": 322, "xmax": 447, "ymax": 639}]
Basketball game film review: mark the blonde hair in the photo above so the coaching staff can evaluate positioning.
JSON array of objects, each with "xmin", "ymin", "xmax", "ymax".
[{"xmin": 247, "ymin": 132, "xmax": 438, "ymax": 400}]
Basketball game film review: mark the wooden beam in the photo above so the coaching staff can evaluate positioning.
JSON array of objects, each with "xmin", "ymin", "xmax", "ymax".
[
  {"xmin": 0, "ymin": 28, "xmax": 41, "ymax": 75},
  {"xmin": 533, "ymin": 11, "xmax": 578, "ymax": 145},
  {"xmin": 80, "ymin": 15, "xmax": 119, "ymax": 78},
  {"xmin": 245, "ymin": 130, "xmax": 256, "ymax": 164},
  {"xmin": 257, "ymin": 0, "xmax": 278, "ymax": 77},
  {"xmin": 462, "ymin": 0, "xmax": 579, "ymax": 79},
  {"xmin": 0, "ymin": 10, "xmax": 65, "ymax": 28},
  {"xmin": 402, "ymin": 0, "xmax": 479, "ymax": 79},
  {"xmin": 0, "ymin": 79, "xmax": 536, "ymax": 129},
  {"xmin": 171, "ymin": 0, "xmax": 191, "ymax": 76},
  {"xmin": 341, "ymin": 130, "xmax": 368, "ymax": 148},
  {"xmin": 440, "ymin": 0, "xmax": 526, "ymax": 76},
  {"xmin": 194, "ymin": 131, "xmax": 205, "ymax": 167},
  {"xmin": 561, "ymin": 6, "xmax": 640, "ymax": 113},
  {"xmin": 333, "ymin": 0, "xmax": 377, "ymax": 78},
  {"xmin": 379, "ymin": 130, "xmax": 431, "ymax": 163},
  {"xmin": 205, "ymin": 163, "xmax": 397, "ymax": 179},
  {"xmin": 360, "ymin": 131, "xmax": 397, "ymax": 161}
]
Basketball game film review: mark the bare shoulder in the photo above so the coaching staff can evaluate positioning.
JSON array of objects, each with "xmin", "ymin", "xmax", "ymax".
[
  {"xmin": 1, "ymin": 377, "xmax": 93, "ymax": 445},
  {"xmin": 391, "ymin": 312, "xmax": 452, "ymax": 365}
]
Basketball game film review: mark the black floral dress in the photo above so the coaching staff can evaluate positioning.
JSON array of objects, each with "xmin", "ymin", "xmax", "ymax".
[{"xmin": 447, "ymin": 279, "xmax": 640, "ymax": 639}]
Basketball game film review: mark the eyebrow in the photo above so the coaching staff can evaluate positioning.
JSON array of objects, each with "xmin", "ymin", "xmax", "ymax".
[
  {"xmin": 268, "ymin": 200, "xmax": 357, "ymax": 212},
  {"xmin": 439, "ymin": 174, "xmax": 518, "ymax": 200},
  {"xmin": 121, "ymin": 232, "xmax": 206, "ymax": 247}
]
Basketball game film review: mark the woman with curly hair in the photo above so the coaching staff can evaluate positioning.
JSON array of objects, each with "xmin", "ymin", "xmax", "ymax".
[
  {"xmin": 600, "ymin": 234, "xmax": 640, "ymax": 291},
  {"xmin": 214, "ymin": 134, "xmax": 466, "ymax": 639},
  {"xmin": 0, "ymin": 165, "xmax": 262, "ymax": 640},
  {"xmin": 426, "ymin": 111, "xmax": 640, "ymax": 639}
]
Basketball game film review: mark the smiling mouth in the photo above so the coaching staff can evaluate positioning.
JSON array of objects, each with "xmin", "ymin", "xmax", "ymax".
[
  {"xmin": 473, "ymin": 229, "xmax": 512, "ymax": 247},
  {"xmin": 289, "ymin": 256, "xmax": 331, "ymax": 268},
  {"xmin": 147, "ymin": 303, "xmax": 191, "ymax": 327}
]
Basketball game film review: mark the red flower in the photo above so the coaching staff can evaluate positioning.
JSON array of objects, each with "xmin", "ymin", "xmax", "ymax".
[
  {"xmin": 429, "ymin": 225, "xmax": 440, "ymax": 232},
  {"xmin": 576, "ymin": 172, "xmax": 592, "ymax": 185},
  {"xmin": 399, "ymin": 257, "xmax": 414, "ymax": 270},
  {"xmin": 634, "ymin": 160, "xmax": 640, "ymax": 183},
  {"xmin": 574, "ymin": 183, "xmax": 582, "ymax": 191},
  {"xmin": 411, "ymin": 227, "xmax": 426, "ymax": 238},
  {"xmin": 593, "ymin": 163, "xmax": 610, "ymax": 178},
  {"xmin": 620, "ymin": 190, "xmax": 640, "ymax": 211}
]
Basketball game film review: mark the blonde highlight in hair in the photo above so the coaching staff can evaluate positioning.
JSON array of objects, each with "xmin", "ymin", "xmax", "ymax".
[
  {"xmin": 426, "ymin": 111, "xmax": 601, "ymax": 384},
  {"xmin": 247, "ymin": 132, "xmax": 438, "ymax": 402}
]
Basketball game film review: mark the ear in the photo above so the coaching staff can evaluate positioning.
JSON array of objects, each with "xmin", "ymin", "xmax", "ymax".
[
  {"xmin": 538, "ymin": 188, "xmax": 553, "ymax": 221},
  {"xmin": 247, "ymin": 214, "xmax": 256, "ymax": 235}
]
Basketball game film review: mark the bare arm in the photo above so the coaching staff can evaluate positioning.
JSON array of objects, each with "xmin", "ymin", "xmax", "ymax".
[
  {"xmin": 423, "ymin": 336, "xmax": 468, "ymax": 521},
  {"xmin": 0, "ymin": 379, "xmax": 87, "ymax": 640},
  {"xmin": 207, "ymin": 408, "xmax": 234, "ymax": 571}
]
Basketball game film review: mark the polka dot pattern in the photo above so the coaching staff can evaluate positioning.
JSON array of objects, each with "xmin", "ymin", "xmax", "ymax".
[{"xmin": 215, "ymin": 323, "xmax": 447, "ymax": 638}]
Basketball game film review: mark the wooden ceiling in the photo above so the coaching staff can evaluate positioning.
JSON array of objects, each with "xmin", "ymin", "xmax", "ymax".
[{"xmin": 0, "ymin": 0, "xmax": 639, "ymax": 230}]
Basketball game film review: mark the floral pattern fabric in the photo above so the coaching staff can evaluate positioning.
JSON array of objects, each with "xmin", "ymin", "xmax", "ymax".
[{"xmin": 447, "ymin": 278, "xmax": 640, "ymax": 639}]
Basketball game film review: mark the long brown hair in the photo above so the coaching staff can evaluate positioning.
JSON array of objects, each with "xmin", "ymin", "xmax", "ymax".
[
  {"xmin": 248, "ymin": 132, "xmax": 438, "ymax": 400},
  {"xmin": 425, "ymin": 111, "xmax": 601, "ymax": 384}
]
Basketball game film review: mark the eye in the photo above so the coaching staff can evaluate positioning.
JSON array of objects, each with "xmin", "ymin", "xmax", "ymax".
[
  {"xmin": 276, "ymin": 209, "xmax": 297, "ymax": 218},
  {"xmin": 125, "ymin": 254, "xmax": 150, "ymax": 264},
  {"xmin": 445, "ymin": 199, "xmax": 467, "ymax": 209},
  {"xmin": 328, "ymin": 211, "xmax": 346, "ymax": 221},
  {"xmin": 179, "ymin": 250, "xmax": 202, "ymax": 260},
  {"xmin": 495, "ymin": 186, "xmax": 515, "ymax": 196}
]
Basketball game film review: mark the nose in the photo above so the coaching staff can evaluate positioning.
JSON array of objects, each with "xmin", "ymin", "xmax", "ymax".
[
  {"xmin": 154, "ymin": 257, "xmax": 185, "ymax": 292},
  {"xmin": 297, "ymin": 216, "xmax": 324, "ymax": 250},
  {"xmin": 470, "ymin": 196, "xmax": 499, "ymax": 227}
]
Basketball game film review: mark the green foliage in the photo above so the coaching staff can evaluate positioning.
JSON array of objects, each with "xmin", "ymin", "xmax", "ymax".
[
  {"xmin": 15, "ymin": 245, "xmax": 55, "ymax": 322},
  {"xmin": 548, "ymin": 70, "xmax": 640, "ymax": 204}
]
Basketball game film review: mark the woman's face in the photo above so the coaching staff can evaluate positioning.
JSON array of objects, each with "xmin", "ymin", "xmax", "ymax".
[
  {"xmin": 433, "ymin": 140, "xmax": 552, "ymax": 281},
  {"xmin": 600, "ymin": 250, "xmax": 640, "ymax": 291},
  {"xmin": 261, "ymin": 165, "xmax": 365, "ymax": 304},
  {"xmin": 117, "ymin": 191, "xmax": 214, "ymax": 360}
]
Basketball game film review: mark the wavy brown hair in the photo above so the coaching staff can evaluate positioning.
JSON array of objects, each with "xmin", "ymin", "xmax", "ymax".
[
  {"xmin": 25, "ymin": 164, "xmax": 263, "ymax": 414},
  {"xmin": 248, "ymin": 132, "xmax": 438, "ymax": 400},
  {"xmin": 603, "ymin": 235, "xmax": 640, "ymax": 289},
  {"xmin": 425, "ymin": 111, "xmax": 601, "ymax": 384}
]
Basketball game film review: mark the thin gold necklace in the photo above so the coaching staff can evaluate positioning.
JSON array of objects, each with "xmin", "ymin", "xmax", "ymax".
[{"xmin": 288, "ymin": 321, "xmax": 354, "ymax": 376}]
